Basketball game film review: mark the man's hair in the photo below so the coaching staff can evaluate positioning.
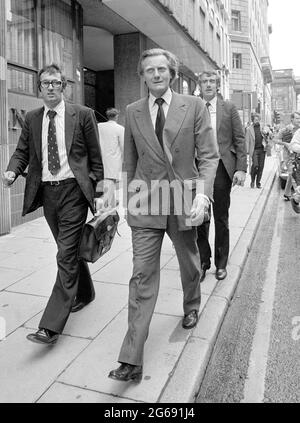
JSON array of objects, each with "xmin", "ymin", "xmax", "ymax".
[
  {"xmin": 251, "ymin": 113, "xmax": 261, "ymax": 122},
  {"xmin": 37, "ymin": 63, "xmax": 67, "ymax": 90},
  {"xmin": 105, "ymin": 107, "xmax": 120, "ymax": 119},
  {"xmin": 137, "ymin": 48, "xmax": 179, "ymax": 85},
  {"xmin": 291, "ymin": 111, "xmax": 300, "ymax": 120},
  {"xmin": 199, "ymin": 70, "xmax": 221, "ymax": 88}
]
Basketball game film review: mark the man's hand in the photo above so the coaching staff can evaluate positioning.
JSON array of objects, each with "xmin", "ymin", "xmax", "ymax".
[
  {"xmin": 2, "ymin": 171, "xmax": 16, "ymax": 187},
  {"xmin": 190, "ymin": 194, "xmax": 210, "ymax": 226},
  {"xmin": 232, "ymin": 170, "xmax": 246, "ymax": 187}
]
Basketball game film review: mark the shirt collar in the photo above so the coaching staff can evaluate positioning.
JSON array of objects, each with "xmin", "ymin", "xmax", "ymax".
[
  {"xmin": 149, "ymin": 87, "xmax": 172, "ymax": 107},
  {"xmin": 208, "ymin": 95, "xmax": 217, "ymax": 109},
  {"xmin": 44, "ymin": 99, "xmax": 65, "ymax": 118}
]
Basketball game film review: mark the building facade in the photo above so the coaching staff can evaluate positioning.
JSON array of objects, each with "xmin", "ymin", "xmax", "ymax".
[
  {"xmin": 0, "ymin": 0, "xmax": 231, "ymax": 235},
  {"xmin": 229, "ymin": 0, "xmax": 272, "ymax": 126},
  {"xmin": 271, "ymin": 69, "xmax": 300, "ymax": 125}
]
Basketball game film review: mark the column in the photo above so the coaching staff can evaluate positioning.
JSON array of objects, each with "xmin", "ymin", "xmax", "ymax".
[
  {"xmin": 0, "ymin": 0, "xmax": 11, "ymax": 235},
  {"xmin": 113, "ymin": 33, "xmax": 147, "ymax": 126}
]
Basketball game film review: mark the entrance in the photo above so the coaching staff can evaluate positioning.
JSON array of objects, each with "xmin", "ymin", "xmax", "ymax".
[{"xmin": 83, "ymin": 26, "xmax": 115, "ymax": 122}]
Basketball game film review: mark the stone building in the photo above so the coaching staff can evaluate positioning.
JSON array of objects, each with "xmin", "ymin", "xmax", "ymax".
[
  {"xmin": 229, "ymin": 0, "xmax": 272, "ymax": 126},
  {"xmin": 271, "ymin": 69, "xmax": 300, "ymax": 125},
  {"xmin": 0, "ymin": 0, "xmax": 231, "ymax": 235}
]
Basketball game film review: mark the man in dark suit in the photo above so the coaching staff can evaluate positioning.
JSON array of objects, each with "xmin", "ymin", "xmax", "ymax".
[
  {"xmin": 3, "ymin": 63, "xmax": 104, "ymax": 344},
  {"xmin": 108, "ymin": 48, "xmax": 219, "ymax": 382},
  {"xmin": 197, "ymin": 70, "xmax": 247, "ymax": 282}
]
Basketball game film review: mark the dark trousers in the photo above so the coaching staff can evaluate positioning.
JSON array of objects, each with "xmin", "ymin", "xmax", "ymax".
[
  {"xmin": 251, "ymin": 149, "xmax": 266, "ymax": 186},
  {"xmin": 39, "ymin": 180, "xmax": 94, "ymax": 333},
  {"xmin": 118, "ymin": 214, "xmax": 201, "ymax": 366},
  {"xmin": 197, "ymin": 160, "xmax": 232, "ymax": 269}
]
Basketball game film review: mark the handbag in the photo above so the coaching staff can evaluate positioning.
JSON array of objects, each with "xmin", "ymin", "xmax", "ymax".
[{"xmin": 78, "ymin": 208, "xmax": 120, "ymax": 263}]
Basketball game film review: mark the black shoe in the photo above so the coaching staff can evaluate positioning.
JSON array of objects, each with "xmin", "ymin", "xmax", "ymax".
[
  {"xmin": 200, "ymin": 262, "xmax": 211, "ymax": 283},
  {"xmin": 216, "ymin": 268, "xmax": 227, "ymax": 280},
  {"xmin": 256, "ymin": 183, "xmax": 261, "ymax": 189},
  {"xmin": 182, "ymin": 310, "xmax": 199, "ymax": 329},
  {"xmin": 108, "ymin": 363, "xmax": 143, "ymax": 382},
  {"xmin": 26, "ymin": 328, "xmax": 59, "ymax": 345},
  {"xmin": 250, "ymin": 181, "xmax": 254, "ymax": 188},
  {"xmin": 71, "ymin": 296, "xmax": 95, "ymax": 313}
]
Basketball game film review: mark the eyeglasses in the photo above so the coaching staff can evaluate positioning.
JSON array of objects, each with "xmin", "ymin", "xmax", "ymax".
[{"xmin": 40, "ymin": 80, "xmax": 62, "ymax": 88}]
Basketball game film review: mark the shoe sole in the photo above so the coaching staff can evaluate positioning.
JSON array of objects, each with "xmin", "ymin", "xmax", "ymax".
[
  {"xmin": 26, "ymin": 335, "xmax": 58, "ymax": 345},
  {"xmin": 108, "ymin": 373, "xmax": 143, "ymax": 383}
]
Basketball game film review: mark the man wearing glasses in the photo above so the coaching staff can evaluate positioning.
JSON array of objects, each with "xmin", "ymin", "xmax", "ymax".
[{"xmin": 3, "ymin": 63, "xmax": 104, "ymax": 344}]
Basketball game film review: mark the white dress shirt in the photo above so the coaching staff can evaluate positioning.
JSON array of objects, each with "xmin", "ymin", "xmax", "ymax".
[
  {"xmin": 206, "ymin": 95, "xmax": 217, "ymax": 142},
  {"xmin": 148, "ymin": 87, "xmax": 172, "ymax": 129},
  {"xmin": 42, "ymin": 100, "xmax": 75, "ymax": 182}
]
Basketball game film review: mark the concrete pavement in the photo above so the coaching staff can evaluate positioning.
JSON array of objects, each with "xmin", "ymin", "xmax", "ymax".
[{"xmin": 0, "ymin": 156, "xmax": 277, "ymax": 403}]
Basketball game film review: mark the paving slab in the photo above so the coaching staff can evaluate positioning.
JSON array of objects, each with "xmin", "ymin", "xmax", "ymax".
[
  {"xmin": 0, "ymin": 327, "xmax": 89, "ymax": 403},
  {"xmin": 57, "ymin": 310, "xmax": 189, "ymax": 403},
  {"xmin": 0, "ymin": 267, "xmax": 33, "ymax": 291},
  {"xmin": 37, "ymin": 382, "xmax": 139, "ymax": 403},
  {"xmin": 25, "ymin": 282, "xmax": 128, "ymax": 339},
  {"xmin": 0, "ymin": 291, "xmax": 47, "ymax": 335}
]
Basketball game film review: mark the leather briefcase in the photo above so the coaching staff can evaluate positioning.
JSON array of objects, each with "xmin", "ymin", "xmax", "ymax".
[{"xmin": 78, "ymin": 209, "xmax": 120, "ymax": 263}]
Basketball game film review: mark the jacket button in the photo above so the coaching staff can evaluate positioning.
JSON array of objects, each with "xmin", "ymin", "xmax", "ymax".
[{"xmin": 175, "ymin": 148, "xmax": 179, "ymax": 153}]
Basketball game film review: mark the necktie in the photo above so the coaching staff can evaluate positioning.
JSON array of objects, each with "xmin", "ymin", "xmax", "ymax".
[
  {"xmin": 206, "ymin": 102, "xmax": 211, "ymax": 112},
  {"xmin": 155, "ymin": 98, "xmax": 165, "ymax": 149},
  {"xmin": 47, "ymin": 110, "xmax": 60, "ymax": 175}
]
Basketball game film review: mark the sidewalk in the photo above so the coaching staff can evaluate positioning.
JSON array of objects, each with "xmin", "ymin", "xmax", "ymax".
[{"xmin": 0, "ymin": 157, "xmax": 277, "ymax": 403}]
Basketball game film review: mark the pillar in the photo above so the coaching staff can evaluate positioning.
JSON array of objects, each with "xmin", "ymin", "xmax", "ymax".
[{"xmin": 0, "ymin": 0, "xmax": 11, "ymax": 235}]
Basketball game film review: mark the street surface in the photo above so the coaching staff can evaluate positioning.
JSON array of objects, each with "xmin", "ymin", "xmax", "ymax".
[{"xmin": 197, "ymin": 179, "xmax": 300, "ymax": 403}]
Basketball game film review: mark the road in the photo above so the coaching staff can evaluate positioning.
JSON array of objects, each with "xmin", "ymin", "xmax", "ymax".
[{"xmin": 196, "ymin": 179, "xmax": 300, "ymax": 403}]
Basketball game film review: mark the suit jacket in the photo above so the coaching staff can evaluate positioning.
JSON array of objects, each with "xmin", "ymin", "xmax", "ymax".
[
  {"xmin": 123, "ymin": 91, "xmax": 219, "ymax": 231},
  {"xmin": 216, "ymin": 98, "xmax": 247, "ymax": 180},
  {"xmin": 98, "ymin": 121, "xmax": 124, "ymax": 180},
  {"xmin": 245, "ymin": 123, "xmax": 267, "ymax": 171},
  {"xmin": 7, "ymin": 102, "xmax": 103, "ymax": 215}
]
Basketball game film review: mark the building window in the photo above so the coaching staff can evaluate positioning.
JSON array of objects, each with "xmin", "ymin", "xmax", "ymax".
[
  {"xmin": 232, "ymin": 53, "xmax": 242, "ymax": 69},
  {"xmin": 199, "ymin": 7, "xmax": 205, "ymax": 46},
  {"xmin": 231, "ymin": 10, "xmax": 241, "ymax": 31},
  {"xmin": 6, "ymin": 0, "xmax": 81, "ymax": 98}
]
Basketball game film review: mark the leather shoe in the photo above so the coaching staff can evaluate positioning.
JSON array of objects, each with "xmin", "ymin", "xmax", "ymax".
[
  {"xmin": 216, "ymin": 268, "xmax": 227, "ymax": 280},
  {"xmin": 256, "ymin": 183, "xmax": 261, "ymax": 189},
  {"xmin": 182, "ymin": 310, "xmax": 198, "ymax": 329},
  {"xmin": 26, "ymin": 328, "xmax": 58, "ymax": 345},
  {"xmin": 200, "ymin": 262, "xmax": 210, "ymax": 283},
  {"xmin": 71, "ymin": 296, "xmax": 94, "ymax": 313},
  {"xmin": 108, "ymin": 363, "xmax": 143, "ymax": 382}
]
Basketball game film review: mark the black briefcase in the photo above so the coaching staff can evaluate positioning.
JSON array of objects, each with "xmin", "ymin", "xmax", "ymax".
[{"xmin": 78, "ymin": 209, "xmax": 120, "ymax": 263}]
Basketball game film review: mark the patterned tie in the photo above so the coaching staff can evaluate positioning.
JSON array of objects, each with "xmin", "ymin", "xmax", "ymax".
[
  {"xmin": 206, "ymin": 102, "xmax": 211, "ymax": 112},
  {"xmin": 155, "ymin": 98, "xmax": 165, "ymax": 149},
  {"xmin": 47, "ymin": 110, "xmax": 60, "ymax": 175}
]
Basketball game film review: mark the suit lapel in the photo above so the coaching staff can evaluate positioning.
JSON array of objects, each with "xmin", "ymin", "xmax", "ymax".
[
  {"xmin": 134, "ymin": 98, "xmax": 163, "ymax": 157},
  {"xmin": 164, "ymin": 92, "xmax": 189, "ymax": 149},
  {"xmin": 32, "ymin": 107, "xmax": 44, "ymax": 162},
  {"xmin": 216, "ymin": 98, "xmax": 223, "ymax": 134},
  {"xmin": 65, "ymin": 102, "xmax": 76, "ymax": 156}
]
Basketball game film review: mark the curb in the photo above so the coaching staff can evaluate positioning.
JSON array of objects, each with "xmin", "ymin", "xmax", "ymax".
[{"xmin": 159, "ymin": 160, "xmax": 277, "ymax": 403}]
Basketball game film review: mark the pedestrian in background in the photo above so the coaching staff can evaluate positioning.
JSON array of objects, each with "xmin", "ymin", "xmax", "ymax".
[
  {"xmin": 108, "ymin": 48, "xmax": 219, "ymax": 383},
  {"xmin": 3, "ymin": 63, "xmax": 104, "ymax": 345},
  {"xmin": 246, "ymin": 113, "xmax": 268, "ymax": 189},
  {"xmin": 98, "ymin": 108, "xmax": 124, "ymax": 183},
  {"xmin": 197, "ymin": 70, "xmax": 247, "ymax": 283},
  {"xmin": 275, "ymin": 111, "xmax": 300, "ymax": 200}
]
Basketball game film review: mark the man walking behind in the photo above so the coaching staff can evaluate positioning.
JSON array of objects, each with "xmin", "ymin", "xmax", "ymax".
[
  {"xmin": 246, "ymin": 113, "xmax": 268, "ymax": 189},
  {"xmin": 98, "ymin": 107, "xmax": 124, "ymax": 183},
  {"xmin": 3, "ymin": 63, "xmax": 104, "ymax": 345},
  {"xmin": 197, "ymin": 70, "xmax": 247, "ymax": 283},
  {"xmin": 108, "ymin": 48, "xmax": 219, "ymax": 382}
]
